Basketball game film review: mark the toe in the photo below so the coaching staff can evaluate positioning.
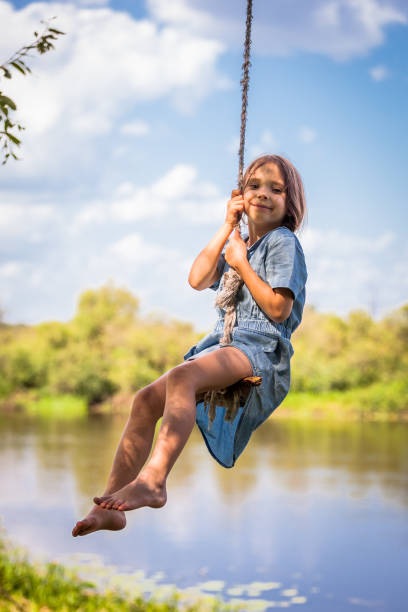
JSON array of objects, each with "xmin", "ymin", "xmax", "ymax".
[{"xmin": 72, "ymin": 521, "xmax": 84, "ymax": 537}]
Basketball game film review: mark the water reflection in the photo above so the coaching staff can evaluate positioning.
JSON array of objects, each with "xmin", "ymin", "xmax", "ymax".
[
  {"xmin": 1, "ymin": 413, "xmax": 407, "ymax": 511},
  {"xmin": 0, "ymin": 413, "xmax": 407, "ymax": 611}
]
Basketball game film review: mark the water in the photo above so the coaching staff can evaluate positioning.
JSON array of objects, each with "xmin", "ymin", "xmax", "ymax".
[{"xmin": 0, "ymin": 412, "xmax": 407, "ymax": 610}]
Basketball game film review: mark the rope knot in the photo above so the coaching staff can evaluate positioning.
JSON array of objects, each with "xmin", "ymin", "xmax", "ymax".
[{"xmin": 215, "ymin": 268, "xmax": 243, "ymax": 344}]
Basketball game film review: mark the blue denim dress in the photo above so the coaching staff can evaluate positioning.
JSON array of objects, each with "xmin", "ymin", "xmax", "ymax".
[{"xmin": 184, "ymin": 226, "xmax": 307, "ymax": 468}]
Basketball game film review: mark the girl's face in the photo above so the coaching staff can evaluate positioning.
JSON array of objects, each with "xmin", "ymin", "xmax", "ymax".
[{"xmin": 243, "ymin": 162, "xmax": 287, "ymax": 230}]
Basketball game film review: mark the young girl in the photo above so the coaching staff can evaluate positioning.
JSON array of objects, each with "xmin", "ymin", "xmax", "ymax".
[{"xmin": 72, "ymin": 154, "xmax": 307, "ymax": 537}]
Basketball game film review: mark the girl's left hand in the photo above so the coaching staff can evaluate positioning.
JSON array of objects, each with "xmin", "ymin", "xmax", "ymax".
[{"xmin": 225, "ymin": 228, "xmax": 247, "ymax": 271}]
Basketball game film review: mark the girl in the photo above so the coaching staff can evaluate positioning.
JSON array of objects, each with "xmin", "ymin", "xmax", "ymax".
[{"xmin": 72, "ymin": 154, "xmax": 307, "ymax": 537}]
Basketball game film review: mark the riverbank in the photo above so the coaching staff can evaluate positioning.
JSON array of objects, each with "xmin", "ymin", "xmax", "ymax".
[
  {"xmin": 0, "ymin": 534, "xmax": 228, "ymax": 612},
  {"xmin": 1, "ymin": 379, "xmax": 407, "ymax": 422},
  {"xmin": 278, "ymin": 379, "xmax": 408, "ymax": 421}
]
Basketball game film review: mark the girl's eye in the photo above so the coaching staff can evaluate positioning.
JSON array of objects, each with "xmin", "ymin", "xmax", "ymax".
[
  {"xmin": 272, "ymin": 188, "xmax": 283, "ymax": 194},
  {"xmin": 248, "ymin": 183, "xmax": 258, "ymax": 189}
]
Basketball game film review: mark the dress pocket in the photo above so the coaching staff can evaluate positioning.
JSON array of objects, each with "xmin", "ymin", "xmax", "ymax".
[{"xmin": 262, "ymin": 339, "xmax": 279, "ymax": 353}]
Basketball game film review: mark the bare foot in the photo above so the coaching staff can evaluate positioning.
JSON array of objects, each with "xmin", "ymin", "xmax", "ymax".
[
  {"xmin": 72, "ymin": 505, "xmax": 126, "ymax": 537},
  {"xmin": 93, "ymin": 469, "xmax": 167, "ymax": 512}
]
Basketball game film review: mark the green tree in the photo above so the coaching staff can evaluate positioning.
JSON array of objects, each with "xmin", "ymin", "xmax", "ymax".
[
  {"xmin": 73, "ymin": 283, "xmax": 140, "ymax": 342},
  {"xmin": 1, "ymin": 19, "xmax": 65, "ymax": 164}
]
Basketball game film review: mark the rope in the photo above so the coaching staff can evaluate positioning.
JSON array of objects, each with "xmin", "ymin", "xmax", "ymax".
[
  {"xmin": 216, "ymin": 0, "xmax": 254, "ymax": 346},
  {"xmin": 238, "ymin": 0, "xmax": 253, "ymax": 192},
  {"xmin": 201, "ymin": 0, "xmax": 260, "ymax": 424}
]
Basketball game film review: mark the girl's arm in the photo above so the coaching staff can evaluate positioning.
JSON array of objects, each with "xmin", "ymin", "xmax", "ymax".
[
  {"xmin": 225, "ymin": 229, "xmax": 294, "ymax": 323},
  {"xmin": 188, "ymin": 190, "xmax": 244, "ymax": 291}
]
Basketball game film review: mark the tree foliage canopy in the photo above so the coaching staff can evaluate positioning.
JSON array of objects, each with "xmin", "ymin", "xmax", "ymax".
[
  {"xmin": 1, "ymin": 19, "xmax": 65, "ymax": 165},
  {"xmin": 0, "ymin": 285, "xmax": 407, "ymax": 411}
]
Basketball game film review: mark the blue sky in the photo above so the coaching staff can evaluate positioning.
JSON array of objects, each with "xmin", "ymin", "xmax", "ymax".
[{"xmin": 1, "ymin": 0, "xmax": 407, "ymax": 331}]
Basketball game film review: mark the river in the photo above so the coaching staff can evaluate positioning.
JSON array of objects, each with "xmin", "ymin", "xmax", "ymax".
[{"xmin": 0, "ymin": 412, "xmax": 407, "ymax": 611}]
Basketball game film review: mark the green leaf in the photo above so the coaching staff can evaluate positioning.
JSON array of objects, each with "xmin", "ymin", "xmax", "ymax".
[
  {"xmin": 1, "ymin": 67, "xmax": 12, "ymax": 79},
  {"xmin": 11, "ymin": 62, "xmax": 26, "ymax": 75},
  {"xmin": 48, "ymin": 28, "xmax": 65, "ymax": 35},
  {"xmin": 0, "ymin": 96, "xmax": 17, "ymax": 110},
  {"xmin": 6, "ymin": 133, "xmax": 21, "ymax": 146}
]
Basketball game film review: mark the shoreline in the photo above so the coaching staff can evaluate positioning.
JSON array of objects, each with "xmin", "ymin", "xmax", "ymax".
[{"xmin": 1, "ymin": 384, "xmax": 407, "ymax": 422}]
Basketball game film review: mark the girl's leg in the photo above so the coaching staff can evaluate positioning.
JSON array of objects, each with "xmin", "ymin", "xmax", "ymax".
[
  {"xmin": 94, "ymin": 347, "xmax": 252, "ymax": 512},
  {"xmin": 72, "ymin": 374, "xmax": 168, "ymax": 537}
]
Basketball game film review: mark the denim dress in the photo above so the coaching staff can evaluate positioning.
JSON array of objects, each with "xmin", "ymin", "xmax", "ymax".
[{"xmin": 184, "ymin": 226, "xmax": 307, "ymax": 468}]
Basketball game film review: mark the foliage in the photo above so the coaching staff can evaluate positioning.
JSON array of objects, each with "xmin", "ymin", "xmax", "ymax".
[
  {"xmin": 0, "ymin": 284, "xmax": 407, "ymax": 417},
  {"xmin": 283, "ymin": 379, "xmax": 408, "ymax": 420},
  {"xmin": 0, "ymin": 19, "xmax": 65, "ymax": 165},
  {"xmin": 24, "ymin": 395, "xmax": 88, "ymax": 419},
  {"xmin": 0, "ymin": 284, "xmax": 198, "ymax": 410},
  {"xmin": 0, "ymin": 534, "xmax": 226, "ymax": 611},
  {"xmin": 290, "ymin": 304, "xmax": 408, "ymax": 394}
]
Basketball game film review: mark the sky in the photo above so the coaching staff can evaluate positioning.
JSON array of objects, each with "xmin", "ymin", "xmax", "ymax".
[{"xmin": 0, "ymin": 0, "xmax": 407, "ymax": 332}]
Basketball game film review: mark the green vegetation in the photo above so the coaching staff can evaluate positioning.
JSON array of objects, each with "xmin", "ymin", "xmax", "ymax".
[
  {"xmin": 0, "ymin": 534, "xmax": 226, "ymax": 611},
  {"xmin": 281, "ymin": 379, "xmax": 408, "ymax": 421},
  {"xmin": 1, "ymin": 20, "xmax": 65, "ymax": 165},
  {"xmin": 0, "ymin": 284, "xmax": 198, "ymax": 415},
  {"xmin": 282, "ymin": 304, "xmax": 408, "ymax": 420},
  {"xmin": 0, "ymin": 284, "xmax": 407, "ymax": 420}
]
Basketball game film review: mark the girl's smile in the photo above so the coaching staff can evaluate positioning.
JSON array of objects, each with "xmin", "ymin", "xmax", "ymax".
[{"xmin": 244, "ymin": 162, "xmax": 287, "ymax": 231}]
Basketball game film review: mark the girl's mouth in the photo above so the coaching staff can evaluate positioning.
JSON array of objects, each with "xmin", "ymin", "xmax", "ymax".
[{"xmin": 252, "ymin": 203, "xmax": 271, "ymax": 210}]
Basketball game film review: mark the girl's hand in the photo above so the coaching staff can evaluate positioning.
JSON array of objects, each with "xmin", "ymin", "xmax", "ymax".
[
  {"xmin": 225, "ymin": 227, "xmax": 247, "ymax": 271},
  {"xmin": 225, "ymin": 189, "xmax": 244, "ymax": 229}
]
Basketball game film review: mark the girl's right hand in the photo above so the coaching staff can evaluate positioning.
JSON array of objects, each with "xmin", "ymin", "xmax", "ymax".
[{"xmin": 225, "ymin": 189, "xmax": 244, "ymax": 229}]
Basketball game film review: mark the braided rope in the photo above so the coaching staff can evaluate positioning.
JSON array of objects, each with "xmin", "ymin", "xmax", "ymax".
[
  {"xmin": 200, "ymin": 1, "xmax": 259, "ymax": 426},
  {"xmin": 216, "ymin": 0, "xmax": 254, "ymax": 346},
  {"xmin": 238, "ymin": 0, "xmax": 253, "ymax": 192}
]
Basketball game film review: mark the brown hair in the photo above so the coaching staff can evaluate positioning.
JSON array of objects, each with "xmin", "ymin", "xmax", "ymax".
[{"xmin": 242, "ymin": 154, "xmax": 306, "ymax": 232}]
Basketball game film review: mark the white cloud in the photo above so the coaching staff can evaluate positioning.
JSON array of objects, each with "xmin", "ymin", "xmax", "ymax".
[
  {"xmin": 148, "ymin": 0, "xmax": 407, "ymax": 60},
  {"xmin": 316, "ymin": 1, "xmax": 341, "ymax": 27},
  {"xmin": 109, "ymin": 232, "xmax": 177, "ymax": 264},
  {"xmin": 369, "ymin": 64, "xmax": 389, "ymax": 81},
  {"xmin": 0, "ymin": 261, "xmax": 24, "ymax": 278},
  {"xmin": 249, "ymin": 130, "xmax": 279, "ymax": 159},
  {"xmin": 78, "ymin": 0, "xmax": 109, "ymax": 5},
  {"xmin": 0, "ymin": 202, "xmax": 58, "ymax": 239},
  {"xmin": 0, "ymin": 0, "xmax": 226, "ymax": 174},
  {"xmin": 298, "ymin": 126, "xmax": 317, "ymax": 144},
  {"xmin": 120, "ymin": 120, "xmax": 150, "ymax": 137},
  {"xmin": 300, "ymin": 227, "xmax": 406, "ymax": 316},
  {"xmin": 302, "ymin": 227, "xmax": 394, "ymax": 255},
  {"xmin": 70, "ymin": 201, "xmax": 108, "ymax": 230},
  {"xmin": 72, "ymin": 164, "xmax": 226, "ymax": 227}
]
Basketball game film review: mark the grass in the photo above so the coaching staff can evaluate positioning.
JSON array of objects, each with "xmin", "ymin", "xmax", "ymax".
[
  {"xmin": 23, "ymin": 394, "xmax": 88, "ymax": 420},
  {"xmin": 0, "ymin": 535, "xmax": 230, "ymax": 612},
  {"xmin": 279, "ymin": 379, "xmax": 408, "ymax": 421},
  {"xmin": 1, "ymin": 378, "xmax": 408, "ymax": 423}
]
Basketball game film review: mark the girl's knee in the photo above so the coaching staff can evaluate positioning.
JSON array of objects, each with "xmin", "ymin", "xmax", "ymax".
[
  {"xmin": 131, "ymin": 384, "xmax": 163, "ymax": 421},
  {"xmin": 167, "ymin": 361, "xmax": 198, "ymax": 390}
]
